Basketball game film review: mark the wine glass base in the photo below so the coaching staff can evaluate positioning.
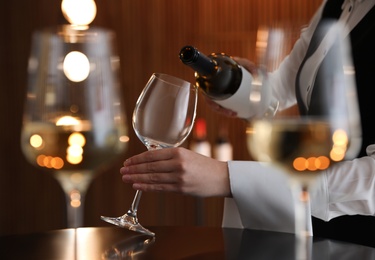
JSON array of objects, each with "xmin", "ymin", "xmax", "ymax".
[{"xmin": 100, "ymin": 215, "xmax": 155, "ymax": 237}]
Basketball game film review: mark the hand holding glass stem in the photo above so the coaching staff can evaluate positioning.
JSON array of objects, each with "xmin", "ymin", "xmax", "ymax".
[{"xmin": 101, "ymin": 73, "xmax": 198, "ymax": 236}]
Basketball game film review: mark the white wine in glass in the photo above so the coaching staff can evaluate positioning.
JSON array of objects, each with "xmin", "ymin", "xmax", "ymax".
[
  {"xmin": 21, "ymin": 25, "xmax": 129, "ymax": 228},
  {"xmin": 101, "ymin": 73, "xmax": 198, "ymax": 237},
  {"xmin": 247, "ymin": 23, "xmax": 361, "ymax": 259}
]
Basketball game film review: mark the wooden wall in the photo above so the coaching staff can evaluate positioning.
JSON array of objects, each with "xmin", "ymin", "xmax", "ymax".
[{"xmin": 0, "ymin": 0, "xmax": 321, "ymax": 235}]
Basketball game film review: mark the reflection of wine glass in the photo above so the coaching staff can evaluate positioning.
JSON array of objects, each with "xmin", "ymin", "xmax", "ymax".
[
  {"xmin": 101, "ymin": 73, "xmax": 198, "ymax": 237},
  {"xmin": 21, "ymin": 25, "xmax": 129, "ymax": 228},
  {"xmin": 102, "ymin": 234, "xmax": 155, "ymax": 259},
  {"xmin": 247, "ymin": 23, "xmax": 361, "ymax": 258}
]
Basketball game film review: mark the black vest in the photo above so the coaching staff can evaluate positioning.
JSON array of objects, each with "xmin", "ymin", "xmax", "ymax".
[{"xmin": 296, "ymin": 0, "xmax": 375, "ymax": 248}]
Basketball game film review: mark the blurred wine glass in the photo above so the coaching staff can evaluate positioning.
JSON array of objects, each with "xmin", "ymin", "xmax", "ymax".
[
  {"xmin": 21, "ymin": 25, "xmax": 129, "ymax": 228},
  {"xmin": 247, "ymin": 23, "xmax": 361, "ymax": 259},
  {"xmin": 101, "ymin": 73, "xmax": 198, "ymax": 237}
]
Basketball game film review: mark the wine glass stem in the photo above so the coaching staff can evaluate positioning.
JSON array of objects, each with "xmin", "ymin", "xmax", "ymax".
[
  {"xmin": 126, "ymin": 147, "xmax": 158, "ymax": 219},
  {"xmin": 65, "ymin": 189, "xmax": 86, "ymax": 228},
  {"xmin": 129, "ymin": 190, "xmax": 142, "ymax": 217},
  {"xmin": 291, "ymin": 183, "xmax": 312, "ymax": 259},
  {"xmin": 292, "ymin": 184, "xmax": 311, "ymax": 238}
]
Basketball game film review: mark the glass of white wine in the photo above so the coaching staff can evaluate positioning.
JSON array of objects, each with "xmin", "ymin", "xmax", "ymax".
[
  {"xmin": 21, "ymin": 25, "xmax": 129, "ymax": 228},
  {"xmin": 101, "ymin": 73, "xmax": 198, "ymax": 237},
  {"xmin": 247, "ymin": 23, "xmax": 361, "ymax": 258}
]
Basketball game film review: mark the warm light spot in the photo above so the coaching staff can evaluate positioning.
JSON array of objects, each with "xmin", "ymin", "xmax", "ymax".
[
  {"xmin": 30, "ymin": 134, "xmax": 43, "ymax": 149},
  {"xmin": 63, "ymin": 51, "xmax": 90, "ymax": 82},
  {"xmin": 316, "ymin": 156, "xmax": 330, "ymax": 170},
  {"xmin": 306, "ymin": 157, "xmax": 318, "ymax": 171},
  {"xmin": 61, "ymin": 0, "xmax": 97, "ymax": 26},
  {"xmin": 293, "ymin": 157, "xmax": 307, "ymax": 171},
  {"xmin": 70, "ymin": 190, "xmax": 81, "ymax": 208},
  {"xmin": 119, "ymin": 135, "xmax": 130, "ymax": 142},
  {"xmin": 66, "ymin": 132, "xmax": 85, "ymax": 165},
  {"xmin": 293, "ymin": 156, "xmax": 330, "ymax": 171},
  {"xmin": 67, "ymin": 154, "xmax": 83, "ymax": 164},
  {"xmin": 68, "ymin": 132, "xmax": 86, "ymax": 147},
  {"xmin": 330, "ymin": 147, "xmax": 346, "ymax": 161},
  {"xmin": 50, "ymin": 157, "xmax": 64, "ymax": 169},
  {"xmin": 43, "ymin": 156, "xmax": 54, "ymax": 168},
  {"xmin": 56, "ymin": 116, "xmax": 80, "ymax": 126},
  {"xmin": 71, "ymin": 200, "xmax": 81, "ymax": 207},
  {"xmin": 67, "ymin": 145, "xmax": 83, "ymax": 157},
  {"xmin": 332, "ymin": 129, "xmax": 348, "ymax": 146},
  {"xmin": 36, "ymin": 155, "xmax": 65, "ymax": 169},
  {"xmin": 37, "ymin": 155, "xmax": 46, "ymax": 167},
  {"xmin": 330, "ymin": 129, "xmax": 348, "ymax": 161}
]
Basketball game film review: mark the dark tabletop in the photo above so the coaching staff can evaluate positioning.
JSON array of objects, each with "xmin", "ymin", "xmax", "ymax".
[{"xmin": 1, "ymin": 226, "xmax": 374, "ymax": 259}]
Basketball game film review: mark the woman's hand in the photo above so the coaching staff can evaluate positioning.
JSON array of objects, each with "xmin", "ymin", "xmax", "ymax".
[{"xmin": 120, "ymin": 147, "xmax": 231, "ymax": 198}]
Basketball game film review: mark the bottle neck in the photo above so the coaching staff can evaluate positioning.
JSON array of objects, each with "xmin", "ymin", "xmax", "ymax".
[{"xmin": 179, "ymin": 46, "xmax": 217, "ymax": 76}]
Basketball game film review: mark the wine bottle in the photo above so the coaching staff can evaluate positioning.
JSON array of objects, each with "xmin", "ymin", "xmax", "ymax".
[
  {"xmin": 213, "ymin": 124, "xmax": 233, "ymax": 162},
  {"xmin": 189, "ymin": 118, "xmax": 211, "ymax": 157},
  {"xmin": 179, "ymin": 45, "xmax": 279, "ymax": 119}
]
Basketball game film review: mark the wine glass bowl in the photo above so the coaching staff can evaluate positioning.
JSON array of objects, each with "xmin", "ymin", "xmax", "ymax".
[
  {"xmin": 248, "ymin": 117, "xmax": 351, "ymax": 202},
  {"xmin": 133, "ymin": 73, "xmax": 198, "ymax": 150},
  {"xmin": 101, "ymin": 73, "xmax": 198, "ymax": 237},
  {"xmin": 246, "ymin": 22, "xmax": 361, "ymax": 258},
  {"xmin": 21, "ymin": 25, "xmax": 128, "ymax": 228}
]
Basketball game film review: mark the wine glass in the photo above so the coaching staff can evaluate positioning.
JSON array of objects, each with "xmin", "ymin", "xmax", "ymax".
[
  {"xmin": 247, "ymin": 23, "xmax": 361, "ymax": 258},
  {"xmin": 21, "ymin": 25, "xmax": 129, "ymax": 228},
  {"xmin": 101, "ymin": 73, "xmax": 198, "ymax": 237}
]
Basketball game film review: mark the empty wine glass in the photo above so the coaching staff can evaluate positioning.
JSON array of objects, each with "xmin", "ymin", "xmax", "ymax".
[
  {"xmin": 101, "ymin": 73, "xmax": 198, "ymax": 236},
  {"xmin": 21, "ymin": 25, "xmax": 129, "ymax": 228},
  {"xmin": 247, "ymin": 23, "xmax": 361, "ymax": 259}
]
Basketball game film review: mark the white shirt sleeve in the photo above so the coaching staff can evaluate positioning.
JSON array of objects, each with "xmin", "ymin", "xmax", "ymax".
[
  {"xmin": 227, "ymin": 149, "xmax": 375, "ymax": 233},
  {"xmin": 310, "ymin": 144, "xmax": 375, "ymax": 221},
  {"xmin": 227, "ymin": 160, "xmax": 296, "ymax": 233}
]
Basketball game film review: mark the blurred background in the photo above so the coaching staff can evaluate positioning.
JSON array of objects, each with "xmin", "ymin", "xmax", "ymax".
[{"xmin": 0, "ymin": 0, "xmax": 321, "ymax": 235}]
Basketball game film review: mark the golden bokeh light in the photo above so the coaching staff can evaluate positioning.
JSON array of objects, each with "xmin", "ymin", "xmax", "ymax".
[
  {"xmin": 293, "ymin": 156, "xmax": 330, "ymax": 172},
  {"xmin": 330, "ymin": 129, "xmax": 348, "ymax": 161},
  {"xmin": 332, "ymin": 129, "xmax": 348, "ymax": 146},
  {"xmin": 67, "ymin": 145, "xmax": 84, "ymax": 157},
  {"xmin": 67, "ymin": 154, "xmax": 83, "ymax": 164},
  {"xmin": 70, "ymin": 190, "xmax": 81, "ymax": 208},
  {"xmin": 330, "ymin": 148, "xmax": 346, "ymax": 161},
  {"xmin": 30, "ymin": 134, "xmax": 43, "ymax": 149},
  {"xmin": 43, "ymin": 156, "xmax": 53, "ymax": 168},
  {"xmin": 306, "ymin": 157, "xmax": 318, "ymax": 171},
  {"xmin": 293, "ymin": 157, "xmax": 307, "ymax": 171},
  {"xmin": 61, "ymin": 0, "xmax": 97, "ymax": 26},
  {"xmin": 50, "ymin": 157, "xmax": 64, "ymax": 170},
  {"xmin": 56, "ymin": 116, "xmax": 80, "ymax": 126},
  {"xmin": 36, "ymin": 155, "xmax": 65, "ymax": 170},
  {"xmin": 63, "ymin": 51, "xmax": 90, "ymax": 82},
  {"xmin": 66, "ymin": 132, "xmax": 86, "ymax": 165},
  {"xmin": 68, "ymin": 132, "xmax": 86, "ymax": 147},
  {"xmin": 119, "ymin": 135, "xmax": 130, "ymax": 143},
  {"xmin": 316, "ymin": 156, "xmax": 330, "ymax": 169}
]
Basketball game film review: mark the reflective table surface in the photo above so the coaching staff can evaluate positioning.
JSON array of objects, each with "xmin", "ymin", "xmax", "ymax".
[{"xmin": 1, "ymin": 226, "xmax": 375, "ymax": 259}]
